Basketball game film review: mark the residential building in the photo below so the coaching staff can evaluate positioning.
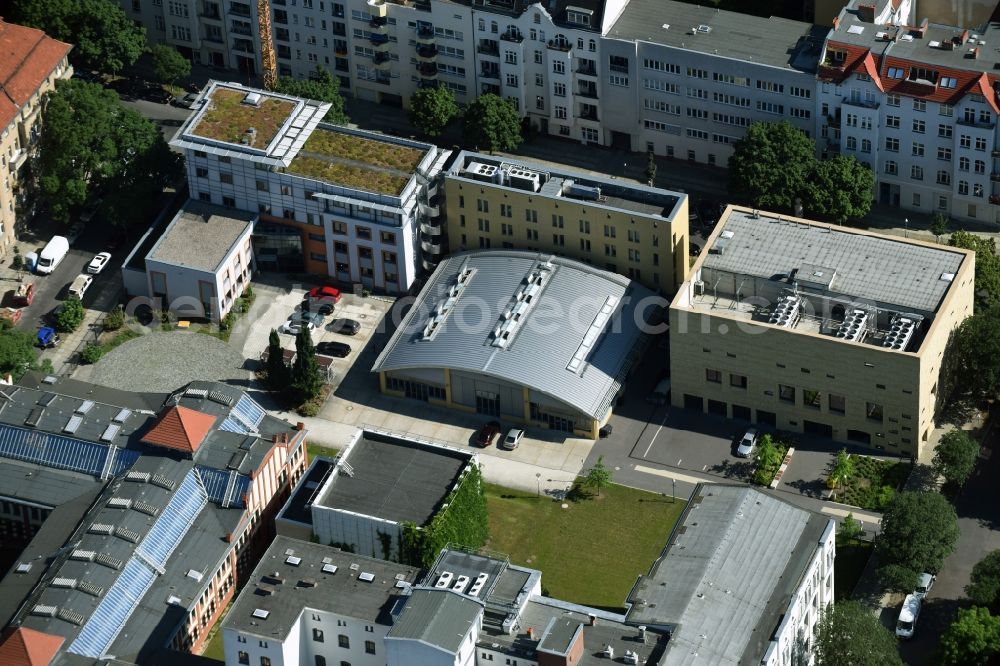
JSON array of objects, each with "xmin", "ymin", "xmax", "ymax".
[
  {"xmin": 627, "ymin": 483, "xmax": 836, "ymax": 666},
  {"xmin": 817, "ymin": 0, "xmax": 1000, "ymax": 223},
  {"xmin": 169, "ymin": 80, "xmax": 448, "ymax": 292},
  {"xmin": 0, "ymin": 19, "xmax": 72, "ymax": 256},
  {"xmin": 599, "ymin": 0, "xmax": 823, "ymax": 162},
  {"xmin": 372, "ymin": 250, "xmax": 661, "ymax": 438},
  {"xmin": 277, "ymin": 428, "xmax": 478, "ymax": 561},
  {"xmin": 122, "ymin": 202, "xmax": 256, "ymax": 321},
  {"xmin": 670, "ymin": 206, "xmax": 974, "ymax": 458},
  {"xmin": 0, "ymin": 374, "xmax": 310, "ymax": 661},
  {"xmin": 443, "ymin": 151, "xmax": 689, "ymax": 292}
]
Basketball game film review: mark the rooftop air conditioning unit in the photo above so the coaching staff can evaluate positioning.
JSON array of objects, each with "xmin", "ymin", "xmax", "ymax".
[{"xmin": 242, "ymin": 92, "xmax": 262, "ymax": 106}]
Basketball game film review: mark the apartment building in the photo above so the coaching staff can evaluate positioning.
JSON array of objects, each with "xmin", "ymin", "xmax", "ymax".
[
  {"xmin": 443, "ymin": 151, "xmax": 688, "ymax": 292},
  {"xmin": 599, "ymin": 0, "xmax": 823, "ymax": 162},
  {"xmin": 0, "ymin": 19, "xmax": 72, "ymax": 258},
  {"xmin": 169, "ymin": 80, "xmax": 448, "ymax": 291},
  {"xmin": 818, "ymin": 0, "xmax": 1000, "ymax": 223},
  {"xmin": 670, "ymin": 206, "xmax": 974, "ymax": 459}
]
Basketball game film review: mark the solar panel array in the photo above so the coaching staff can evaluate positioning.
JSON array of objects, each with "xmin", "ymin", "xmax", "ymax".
[
  {"xmin": 67, "ymin": 558, "xmax": 156, "ymax": 658},
  {"xmin": 195, "ymin": 466, "xmax": 250, "ymax": 508},
  {"xmin": 234, "ymin": 394, "xmax": 266, "ymax": 427},
  {"xmin": 135, "ymin": 470, "xmax": 207, "ymax": 569},
  {"xmin": 0, "ymin": 424, "xmax": 140, "ymax": 478}
]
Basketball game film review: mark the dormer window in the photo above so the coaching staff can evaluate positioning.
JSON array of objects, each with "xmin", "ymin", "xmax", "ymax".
[
  {"xmin": 940, "ymin": 76, "xmax": 957, "ymax": 88},
  {"xmin": 907, "ymin": 66, "xmax": 938, "ymax": 84},
  {"xmin": 887, "ymin": 67, "xmax": 904, "ymax": 79},
  {"xmin": 566, "ymin": 7, "xmax": 593, "ymax": 26},
  {"xmin": 830, "ymin": 50, "xmax": 846, "ymax": 63}
]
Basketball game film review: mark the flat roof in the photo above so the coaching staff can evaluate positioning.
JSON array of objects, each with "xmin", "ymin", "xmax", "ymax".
[
  {"xmin": 626, "ymin": 484, "xmax": 832, "ymax": 666},
  {"xmin": 146, "ymin": 202, "xmax": 255, "ymax": 273},
  {"xmin": 387, "ymin": 588, "xmax": 483, "ymax": 653},
  {"xmin": 428, "ymin": 548, "xmax": 538, "ymax": 609},
  {"xmin": 224, "ymin": 536, "xmax": 419, "ymax": 640},
  {"xmin": 448, "ymin": 152, "xmax": 683, "ymax": 218},
  {"xmin": 285, "ymin": 126, "xmax": 429, "ymax": 195},
  {"xmin": 316, "ymin": 430, "xmax": 471, "ymax": 526},
  {"xmin": 608, "ymin": 0, "xmax": 823, "ymax": 72},
  {"xmin": 0, "ymin": 459, "xmax": 99, "ymax": 507},
  {"xmin": 698, "ymin": 208, "xmax": 967, "ymax": 314},
  {"xmin": 372, "ymin": 251, "xmax": 657, "ymax": 421},
  {"xmin": 278, "ymin": 457, "xmax": 335, "ymax": 526}
]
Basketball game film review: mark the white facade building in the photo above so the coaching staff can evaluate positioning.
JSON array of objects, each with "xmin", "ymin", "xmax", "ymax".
[{"xmin": 169, "ymin": 81, "xmax": 448, "ymax": 291}]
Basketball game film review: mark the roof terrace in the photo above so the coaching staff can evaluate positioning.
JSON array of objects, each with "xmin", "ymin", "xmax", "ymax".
[
  {"xmin": 285, "ymin": 127, "xmax": 426, "ymax": 195},
  {"xmin": 189, "ymin": 87, "xmax": 297, "ymax": 149}
]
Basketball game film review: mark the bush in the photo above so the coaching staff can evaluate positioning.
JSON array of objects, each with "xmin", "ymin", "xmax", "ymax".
[
  {"xmin": 56, "ymin": 298, "xmax": 85, "ymax": 332},
  {"xmin": 103, "ymin": 305, "xmax": 125, "ymax": 331},
  {"xmin": 79, "ymin": 343, "xmax": 104, "ymax": 365},
  {"xmin": 297, "ymin": 400, "xmax": 321, "ymax": 417},
  {"xmin": 10, "ymin": 253, "xmax": 23, "ymax": 271},
  {"xmin": 751, "ymin": 434, "xmax": 787, "ymax": 486}
]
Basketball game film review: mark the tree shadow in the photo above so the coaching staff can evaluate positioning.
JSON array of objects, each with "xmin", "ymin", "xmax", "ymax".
[
  {"xmin": 706, "ymin": 459, "xmax": 754, "ymax": 480},
  {"xmin": 565, "ymin": 483, "xmax": 594, "ymax": 502},
  {"xmin": 937, "ymin": 395, "xmax": 984, "ymax": 429},
  {"xmin": 784, "ymin": 478, "xmax": 828, "ymax": 498},
  {"xmin": 906, "ymin": 463, "xmax": 940, "ymax": 493}
]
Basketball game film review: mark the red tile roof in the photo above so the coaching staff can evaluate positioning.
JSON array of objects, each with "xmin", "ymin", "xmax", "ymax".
[
  {"xmin": 0, "ymin": 627, "xmax": 64, "ymax": 666},
  {"xmin": 0, "ymin": 18, "xmax": 72, "ymax": 128},
  {"xmin": 142, "ymin": 405, "xmax": 217, "ymax": 453}
]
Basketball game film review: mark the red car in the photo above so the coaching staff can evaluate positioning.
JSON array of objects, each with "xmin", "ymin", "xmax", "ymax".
[
  {"xmin": 476, "ymin": 421, "xmax": 501, "ymax": 447},
  {"xmin": 308, "ymin": 286, "xmax": 342, "ymax": 303}
]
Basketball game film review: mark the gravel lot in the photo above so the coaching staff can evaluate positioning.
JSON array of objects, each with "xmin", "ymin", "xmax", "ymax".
[{"xmin": 83, "ymin": 330, "xmax": 253, "ymax": 392}]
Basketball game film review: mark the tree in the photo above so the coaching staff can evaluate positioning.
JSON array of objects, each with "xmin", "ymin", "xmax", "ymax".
[
  {"xmin": 273, "ymin": 66, "xmax": 348, "ymax": 124},
  {"xmin": 13, "ymin": 0, "xmax": 145, "ymax": 74},
  {"xmin": 839, "ymin": 512, "xmax": 863, "ymax": 541},
  {"xmin": 37, "ymin": 79, "xmax": 181, "ymax": 224},
  {"xmin": 583, "ymin": 456, "xmax": 612, "ymax": 497},
  {"xmin": 644, "ymin": 151, "xmax": 657, "ymax": 185},
  {"xmin": 265, "ymin": 329, "xmax": 289, "ymax": 390},
  {"xmin": 151, "ymin": 44, "xmax": 191, "ymax": 87},
  {"xmin": 290, "ymin": 326, "xmax": 323, "ymax": 402},
  {"xmin": 751, "ymin": 434, "xmax": 783, "ymax": 486},
  {"xmin": 803, "ymin": 155, "xmax": 875, "ymax": 224},
  {"xmin": 876, "ymin": 491, "xmax": 959, "ymax": 591},
  {"xmin": 950, "ymin": 304, "xmax": 1000, "ymax": 402},
  {"xmin": 813, "ymin": 601, "xmax": 904, "ymax": 666},
  {"xmin": 56, "ymin": 298, "xmax": 85, "ymax": 333},
  {"xmin": 827, "ymin": 448, "xmax": 855, "ymax": 490},
  {"xmin": 408, "ymin": 85, "xmax": 458, "ymax": 138},
  {"xmin": 931, "ymin": 212, "xmax": 950, "ymax": 242},
  {"xmin": 728, "ymin": 121, "xmax": 816, "ymax": 211},
  {"xmin": 0, "ymin": 326, "xmax": 39, "ymax": 378},
  {"xmin": 933, "ymin": 429, "xmax": 979, "ymax": 488},
  {"xmin": 462, "ymin": 94, "xmax": 522, "ymax": 153},
  {"xmin": 950, "ymin": 231, "xmax": 1000, "ymax": 305},
  {"xmin": 967, "ymin": 550, "xmax": 1000, "ymax": 609},
  {"xmin": 939, "ymin": 606, "xmax": 1000, "ymax": 665}
]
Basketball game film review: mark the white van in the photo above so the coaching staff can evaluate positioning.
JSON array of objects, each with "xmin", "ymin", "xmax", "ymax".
[
  {"xmin": 895, "ymin": 593, "xmax": 922, "ymax": 639},
  {"xmin": 37, "ymin": 236, "xmax": 69, "ymax": 275},
  {"xmin": 68, "ymin": 274, "xmax": 93, "ymax": 300}
]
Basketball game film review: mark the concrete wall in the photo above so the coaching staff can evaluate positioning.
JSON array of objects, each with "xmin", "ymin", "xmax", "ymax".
[{"xmin": 311, "ymin": 505, "xmax": 402, "ymax": 561}]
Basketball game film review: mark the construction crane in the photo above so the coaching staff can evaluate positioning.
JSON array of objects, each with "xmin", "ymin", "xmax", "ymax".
[{"xmin": 258, "ymin": 0, "xmax": 278, "ymax": 90}]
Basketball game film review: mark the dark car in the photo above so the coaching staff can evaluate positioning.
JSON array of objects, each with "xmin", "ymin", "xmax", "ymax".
[
  {"xmin": 300, "ymin": 299, "xmax": 335, "ymax": 316},
  {"xmin": 327, "ymin": 318, "xmax": 361, "ymax": 335},
  {"xmin": 698, "ymin": 199, "xmax": 720, "ymax": 224},
  {"xmin": 476, "ymin": 421, "xmax": 501, "ymax": 447},
  {"xmin": 316, "ymin": 341, "xmax": 351, "ymax": 358}
]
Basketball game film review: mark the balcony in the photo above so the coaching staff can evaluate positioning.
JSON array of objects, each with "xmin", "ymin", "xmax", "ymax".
[
  {"xmin": 577, "ymin": 85, "xmax": 597, "ymax": 99},
  {"xmin": 231, "ymin": 24, "xmax": 252, "ymax": 36},
  {"xmin": 575, "ymin": 62, "xmax": 596, "ymax": 76},
  {"xmin": 369, "ymin": 32, "xmax": 390, "ymax": 46},
  {"xmin": 957, "ymin": 117, "xmax": 996, "ymax": 130},
  {"xmin": 232, "ymin": 39, "xmax": 255, "ymax": 54},
  {"xmin": 991, "ymin": 195, "xmax": 1000, "ymax": 205},
  {"xmin": 547, "ymin": 39, "xmax": 571, "ymax": 52},
  {"xmin": 228, "ymin": 2, "xmax": 252, "ymax": 17},
  {"xmin": 478, "ymin": 42, "xmax": 499, "ymax": 56},
  {"xmin": 417, "ymin": 79, "xmax": 440, "ymax": 89},
  {"xmin": 204, "ymin": 33, "xmax": 224, "ymax": 43},
  {"xmin": 500, "ymin": 30, "xmax": 523, "ymax": 43},
  {"xmin": 419, "ymin": 201, "xmax": 439, "ymax": 216},
  {"xmin": 417, "ymin": 25, "xmax": 435, "ymax": 40},
  {"xmin": 421, "ymin": 237, "xmax": 443, "ymax": 253},
  {"xmin": 416, "ymin": 44, "xmax": 438, "ymax": 60},
  {"xmin": 373, "ymin": 52, "xmax": 391, "ymax": 67},
  {"xmin": 843, "ymin": 98, "xmax": 878, "ymax": 110},
  {"xmin": 480, "ymin": 68, "xmax": 499, "ymax": 80},
  {"xmin": 421, "ymin": 220, "xmax": 444, "ymax": 236},
  {"xmin": 991, "ymin": 172, "xmax": 1000, "ymax": 182},
  {"xmin": 370, "ymin": 15, "xmax": 388, "ymax": 28},
  {"xmin": 417, "ymin": 62, "xmax": 438, "ymax": 77},
  {"xmin": 200, "ymin": 4, "xmax": 222, "ymax": 19},
  {"xmin": 374, "ymin": 74, "xmax": 393, "ymax": 86}
]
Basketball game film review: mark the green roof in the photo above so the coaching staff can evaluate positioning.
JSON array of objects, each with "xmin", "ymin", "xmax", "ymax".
[{"xmin": 191, "ymin": 87, "xmax": 297, "ymax": 148}]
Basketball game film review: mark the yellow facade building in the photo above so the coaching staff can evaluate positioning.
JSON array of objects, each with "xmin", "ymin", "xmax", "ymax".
[
  {"xmin": 670, "ymin": 206, "xmax": 974, "ymax": 460},
  {"xmin": 442, "ymin": 151, "xmax": 689, "ymax": 295}
]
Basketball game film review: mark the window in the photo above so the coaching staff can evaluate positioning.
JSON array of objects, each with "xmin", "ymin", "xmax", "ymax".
[
  {"xmin": 505, "ymin": 73, "xmax": 518, "ymax": 87},
  {"xmin": 887, "ymin": 66, "xmax": 904, "ymax": 79},
  {"xmin": 477, "ymin": 199, "xmax": 488, "ymax": 213},
  {"xmin": 553, "ymin": 60, "xmax": 565, "ymax": 74},
  {"xmin": 866, "ymin": 402, "xmax": 884, "ymax": 422},
  {"xmin": 886, "ymin": 115, "xmax": 900, "ymax": 128},
  {"xmin": 912, "ymin": 119, "xmax": 925, "ymax": 133},
  {"xmin": 238, "ymin": 653, "xmax": 249, "ymax": 665},
  {"xmin": 380, "ymin": 231, "xmax": 396, "ymax": 244},
  {"xmin": 960, "ymin": 157, "xmax": 970, "ymax": 171},
  {"xmin": 959, "ymin": 180, "xmax": 969, "ymax": 195},
  {"xmin": 829, "ymin": 394, "xmax": 846, "ymax": 414},
  {"xmin": 803, "ymin": 389, "xmax": 821, "ymax": 408},
  {"xmin": 976, "ymin": 159, "xmax": 987, "ymax": 174},
  {"xmin": 884, "ymin": 160, "xmax": 897, "ymax": 175},
  {"xmin": 911, "ymin": 142, "xmax": 924, "ymax": 157},
  {"xmin": 730, "ymin": 374, "xmax": 747, "ymax": 389},
  {"xmin": 338, "ymin": 635, "xmax": 350, "ymax": 648},
  {"xmin": 913, "ymin": 99, "xmax": 926, "ymax": 112},
  {"xmin": 887, "ymin": 94, "xmax": 900, "ymax": 107},
  {"xmin": 525, "ymin": 209, "xmax": 537, "ymax": 223},
  {"xmin": 365, "ymin": 641, "xmax": 376, "ymax": 654},
  {"xmin": 220, "ymin": 172, "xmax": 234, "ymax": 184},
  {"xmin": 910, "ymin": 165, "xmax": 923, "ymax": 180},
  {"xmin": 315, "ymin": 658, "xmax": 326, "ymax": 666},
  {"xmin": 313, "ymin": 628, "xmax": 324, "ymax": 642},
  {"xmin": 937, "ymin": 170, "xmax": 951, "ymax": 186},
  {"xmin": 976, "ymin": 136, "xmax": 988, "ymax": 151},
  {"xmin": 846, "ymin": 136, "xmax": 857, "ymax": 151},
  {"xmin": 609, "ymin": 74, "xmax": 628, "ymax": 87},
  {"xmin": 196, "ymin": 167, "xmax": 209, "ymax": 178},
  {"xmin": 554, "ymin": 82, "xmax": 566, "ymax": 97},
  {"xmin": 885, "ymin": 137, "xmax": 899, "ymax": 152},
  {"xmin": 356, "ymin": 226, "xmax": 371, "ymax": 240},
  {"xmin": 779, "ymin": 384, "xmax": 795, "ymax": 403},
  {"xmin": 706, "ymin": 369, "xmax": 722, "ymax": 383},
  {"xmin": 261, "ymin": 659, "xmax": 271, "ymax": 666},
  {"xmin": 938, "ymin": 124, "xmax": 953, "ymax": 138},
  {"xmin": 937, "ymin": 147, "xmax": 952, "ymax": 161}
]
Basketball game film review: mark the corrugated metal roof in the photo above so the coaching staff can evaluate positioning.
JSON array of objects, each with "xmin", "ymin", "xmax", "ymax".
[
  {"xmin": 386, "ymin": 588, "xmax": 482, "ymax": 653},
  {"xmin": 372, "ymin": 251, "xmax": 655, "ymax": 420}
]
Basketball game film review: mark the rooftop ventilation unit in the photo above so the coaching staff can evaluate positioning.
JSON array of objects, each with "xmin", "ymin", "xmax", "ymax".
[
  {"xmin": 435, "ymin": 571, "xmax": 454, "ymax": 588},
  {"xmin": 32, "ymin": 605, "xmax": 57, "ymax": 617},
  {"xmin": 42, "ymin": 375, "xmax": 57, "ymax": 384},
  {"xmin": 100, "ymin": 423, "xmax": 121, "ymax": 443},
  {"xmin": 836, "ymin": 309, "xmax": 869, "ymax": 343},
  {"xmin": 63, "ymin": 415, "xmax": 83, "ymax": 434},
  {"xmin": 768, "ymin": 295, "xmax": 801, "ymax": 328},
  {"xmin": 285, "ymin": 556, "xmax": 302, "ymax": 566},
  {"xmin": 452, "ymin": 575, "xmax": 471, "ymax": 594},
  {"xmin": 565, "ymin": 181, "xmax": 601, "ymax": 201},
  {"xmin": 422, "ymin": 260, "xmax": 476, "ymax": 341},
  {"xmin": 71, "ymin": 550, "xmax": 96, "ymax": 562},
  {"xmin": 77, "ymin": 581, "xmax": 103, "ymax": 597},
  {"xmin": 151, "ymin": 473, "xmax": 176, "ymax": 491},
  {"xmin": 468, "ymin": 572, "xmax": 490, "ymax": 597},
  {"xmin": 504, "ymin": 165, "xmax": 542, "ymax": 192},
  {"xmin": 112, "ymin": 408, "xmax": 132, "ymax": 423},
  {"xmin": 38, "ymin": 393, "xmax": 57, "ymax": 407},
  {"xmin": 252, "ymin": 608, "xmax": 270, "ymax": 620},
  {"xmin": 882, "ymin": 315, "xmax": 917, "ymax": 351},
  {"xmin": 125, "ymin": 471, "xmax": 150, "ymax": 483},
  {"xmin": 94, "ymin": 553, "xmax": 123, "ymax": 570},
  {"xmin": 466, "ymin": 161, "xmax": 502, "ymax": 184},
  {"xmin": 187, "ymin": 569, "xmax": 204, "ymax": 582},
  {"xmin": 88, "ymin": 523, "xmax": 114, "ymax": 535},
  {"xmin": 107, "ymin": 498, "xmax": 132, "ymax": 509},
  {"xmin": 115, "ymin": 526, "xmax": 141, "ymax": 543},
  {"xmin": 133, "ymin": 500, "xmax": 160, "ymax": 517},
  {"xmin": 185, "ymin": 388, "xmax": 208, "ymax": 398},
  {"xmin": 358, "ymin": 572, "xmax": 375, "ymax": 583},
  {"xmin": 25, "ymin": 407, "xmax": 44, "ymax": 427},
  {"xmin": 322, "ymin": 563, "xmax": 338, "ymax": 574},
  {"xmin": 209, "ymin": 390, "xmax": 234, "ymax": 406},
  {"xmin": 697, "ymin": 24, "xmax": 712, "ymax": 33},
  {"xmin": 242, "ymin": 92, "xmax": 262, "ymax": 106}
]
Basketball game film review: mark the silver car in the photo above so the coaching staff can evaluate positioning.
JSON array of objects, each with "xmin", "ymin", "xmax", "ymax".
[
  {"xmin": 500, "ymin": 428, "xmax": 524, "ymax": 451},
  {"xmin": 736, "ymin": 427, "xmax": 758, "ymax": 458}
]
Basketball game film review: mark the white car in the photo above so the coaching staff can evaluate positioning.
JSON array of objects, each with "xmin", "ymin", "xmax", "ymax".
[
  {"xmin": 278, "ymin": 320, "xmax": 316, "ymax": 335},
  {"xmin": 87, "ymin": 252, "xmax": 111, "ymax": 274},
  {"xmin": 914, "ymin": 572, "xmax": 936, "ymax": 599},
  {"xmin": 68, "ymin": 274, "xmax": 93, "ymax": 300},
  {"xmin": 895, "ymin": 593, "xmax": 922, "ymax": 639},
  {"xmin": 736, "ymin": 427, "xmax": 758, "ymax": 458},
  {"xmin": 500, "ymin": 428, "xmax": 524, "ymax": 451}
]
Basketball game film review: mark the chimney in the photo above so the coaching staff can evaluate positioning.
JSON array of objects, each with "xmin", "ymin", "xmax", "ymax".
[
  {"xmin": 857, "ymin": 3, "xmax": 875, "ymax": 22},
  {"xmin": 959, "ymin": 29, "xmax": 970, "ymax": 45},
  {"xmin": 527, "ymin": 627, "xmax": 535, "ymax": 640},
  {"xmin": 832, "ymin": 16, "xmax": 840, "ymax": 31},
  {"xmin": 296, "ymin": 422, "xmax": 306, "ymax": 431},
  {"xmin": 589, "ymin": 615, "xmax": 597, "ymax": 626}
]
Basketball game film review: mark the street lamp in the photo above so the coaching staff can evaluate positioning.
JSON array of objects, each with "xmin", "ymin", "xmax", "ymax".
[
  {"xmin": 535, "ymin": 472, "xmax": 541, "ymax": 498},
  {"xmin": 904, "ymin": 217, "xmax": 909, "ymax": 238},
  {"xmin": 671, "ymin": 478, "xmax": 676, "ymax": 503}
]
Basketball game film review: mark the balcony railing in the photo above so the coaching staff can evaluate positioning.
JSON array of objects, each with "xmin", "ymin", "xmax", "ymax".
[
  {"xmin": 576, "ymin": 63, "xmax": 596, "ymax": 76},
  {"xmin": 369, "ymin": 33, "xmax": 390, "ymax": 45},
  {"xmin": 416, "ymin": 44, "xmax": 438, "ymax": 58},
  {"xmin": 228, "ymin": 2, "xmax": 252, "ymax": 17},
  {"xmin": 374, "ymin": 51, "xmax": 391, "ymax": 64},
  {"xmin": 577, "ymin": 87, "xmax": 597, "ymax": 99},
  {"xmin": 478, "ymin": 43, "xmax": 499, "ymax": 56},
  {"xmin": 577, "ymin": 110, "xmax": 599, "ymax": 121},
  {"xmin": 480, "ymin": 69, "xmax": 499, "ymax": 80},
  {"xmin": 500, "ymin": 30, "xmax": 523, "ymax": 43},
  {"xmin": 957, "ymin": 117, "xmax": 996, "ymax": 130},
  {"xmin": 417, "ymin": 25, "xmax": 435, "ymax": 38},
  {"xmin": 547, "ymin": 39, "xmax": 571, "ymax": 52},
  {"xmin": 417, "ymin": 62, "xmax": 437, "ymax": 76}
]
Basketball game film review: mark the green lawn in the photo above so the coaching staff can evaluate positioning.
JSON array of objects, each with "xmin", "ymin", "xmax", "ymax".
[
  {"xmin": 832, "ymin": 455, "xmax": 911, "ymax": 511},
  {"xmin": 485, "ymin": 482, "xmax": 685, "ymax": 610},
  {"xmin": 835, "ymin": 536, "xmax": 874, "ymax": 600},
  {"xmin": 199, "ymin": 601, "xmax": 233, "ymax": 662},
  {"xmin": 307, "ymin": 442, "xmax": 339, "ymax": 462}
]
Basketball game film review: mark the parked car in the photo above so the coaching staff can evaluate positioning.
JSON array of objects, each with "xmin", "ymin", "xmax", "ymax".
[
  {"xmin": 65, "ymin": 222, "xmax": 85, "ymax": 246},
  {"xmin": 87, "ymin": 252, "xmax": 112, "ymax": 274},
  {"xmin": 895, "ymin": 593, "xmax": 922, "ymax": 639},
  {"xmin": 36, "ymin": 236, "xmax": 69, "ymax": 274},
  {"xmin": 289, "ymin": 311, "xmax": 325, "ymax": 327},
  {"xmin": 300, "ymin": 299, "xmax": 335, "ymax": 316},
  {"xmin": 914, "ymin": 572, "xmax": 936, "ymax": 599},
  {"xmin": 36, "ymin": 326, "xmax": 60, "ymax": 348},
  {"xmin": 316, "ymin": 341, "xmax": 351, "ymax": 358},
  {"xmin": 174, "ymin": 92, "xmax": 203, "ymax": 109},
  {"xmin": 0, "ymin": 307, "xmax": 22, "ymax": 325},
  {"xmin": 327, "ymin": 318, "xmax": 361, "ymax": 335},
  {"xmin": 12, "ymin": 282, "xmax": 35, "ymax": 307},
  {"xmin": 500, "ymin": 428, "xmax": 524, "ymax": 451},
  {"xmin": 278, "ymin": 320, "xmax": 315, "ymax": 335},
  {"xmin": 476, "ymin": 421, "xmax": 501, "ymax": 447},
  {"xmin": 698, "ymin": 199, "xmax": 720, "ymax": 225},
  {"xmin": 143, "ymin": 86, "xmax": 173, "ymax": 104},
  {"xmin": 308, "ymin": 285, "xmax": 342, "ymax": 303},
  {"xmin": 646, "ymin": 378, "xmax": 671, "ymax": 405},
  {"xmin": 68, "ymin": 274, "xmax": 94, "ymax": 300},
  {"xmin": 736, "ymin": 427, "xmax": 758, "ymax": 458}
]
